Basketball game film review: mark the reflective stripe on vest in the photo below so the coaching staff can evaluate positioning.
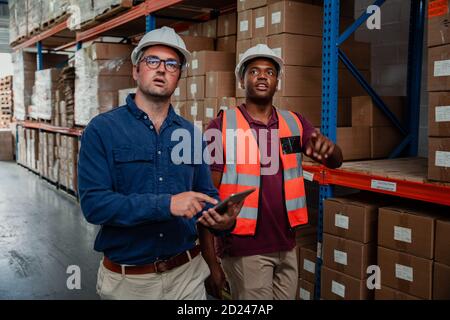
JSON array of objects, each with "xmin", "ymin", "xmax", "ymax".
[{"xmin": 219, "ymin": 108, "xmax": 308, "ymax": 236}]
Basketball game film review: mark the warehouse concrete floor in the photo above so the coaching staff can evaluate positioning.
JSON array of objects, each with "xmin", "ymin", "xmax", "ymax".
[{"xmin": 0, "ymin": 161, "xmax": 101, "ymax": 299}]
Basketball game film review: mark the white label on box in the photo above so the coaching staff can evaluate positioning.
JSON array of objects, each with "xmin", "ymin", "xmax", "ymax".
[
  {"xmin": 334, "ymin": 250, "xmax": 348, "ymax": 266},
  {"xmin": 394, "ymin": 226, "xmax": 412, "ymax": 244},
  {"xmin": 174, "ymin": 87, "xmax": 180, "ymax": 96},
  {"xmin": 335, "ymin": 214, "xmax": 349, "ymax": 230},
  {"xmin": 240, "ymin": 20, "xmax": 249, "ymax": 32},
  {"xmin": 436, "ymin": 106, "xmax": 450, "ymax": 122},
  {"xmin": 436, "ymin": 151, "xmax": 450, "ymax": 168},
  {"xmin": 395, "ymin": 264, "xmax": 413, "ymax": 282},
  {"xmin": 303, "ymin": 170, "xmax": 314, "ymax": 182},
  {"xmin": 272, "ymin": 47, "xmax": 282, "ymax": 58},
  {"xmin": 255, "ymin": 16, "xmax": 265, "ymax": 29},
  {"xmin": 190, "ymin": 83, "xmax": 197, "ymax": 95},
  {"xmin": 219, "ymin": 105, "xmax": 228, "ymax": 111},
  {"xmin": 434, "ymin": 60, "xmax": 450, "ymax": 77},
  {"xmin": 299, "ymin": 288, "xmax": 311, "ymax": 300},
  {"xmin": 271, "ymin": 11, "xmax": 281, "ymax": 24},
  {"xmin": 192, "ymin": 59, "xmax": 198, "ymax": 70},
  {"xmin": 303, "ymin": 259, "xmax": 315, "ymax": 274},
  {"xmin": 277, "ymin": 79, "xmax": 282, "ymax": 91},
  {"xmin": 190, "ymin": 105, "xmax": 198, "ymax": 116},
  {"xmin": 371, "ymin": 179, "xmax": 397, "ymax": 192},
  {"xmin": 331, "ymin": 281, "xmax": 346, "ymax": 298},
  {"xmin": 206, "ymin": 107, "xmax": 214, "ymax": 119}
]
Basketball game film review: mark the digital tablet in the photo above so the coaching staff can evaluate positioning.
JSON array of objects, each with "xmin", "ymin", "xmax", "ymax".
[{"xmin": 214, "ymin": 188, "xmax": 256, "ymax": 214}]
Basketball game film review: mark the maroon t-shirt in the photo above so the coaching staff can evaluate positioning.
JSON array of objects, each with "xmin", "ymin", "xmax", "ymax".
[{"xmin": 206, "ymin": 104, "xmax": 315, "ymax": 257}]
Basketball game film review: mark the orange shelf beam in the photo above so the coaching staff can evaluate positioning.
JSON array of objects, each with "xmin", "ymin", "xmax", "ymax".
[
  {"xmin": 324, "ymin": 167, "xmax": 450, "ymax": 207},
  {"xmin": 12, "ymin": 19, "xmax": 69, "ymax": 51},
  {"xmin": 302, "ymin": 163, "xmax": 326, "ymax": 184},
  {"xmin": 21, "ymin": 121, "xmax": 83, "ymax": 137}
]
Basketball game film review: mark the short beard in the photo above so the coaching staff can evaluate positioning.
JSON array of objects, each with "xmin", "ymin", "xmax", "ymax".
[
  {"xmin": 137, "ymin": 81, "xmax": 172, "ymax": 102},
  {"xmin": 246, "ymin": 88, "xmax": 274, "ymax": 106}
]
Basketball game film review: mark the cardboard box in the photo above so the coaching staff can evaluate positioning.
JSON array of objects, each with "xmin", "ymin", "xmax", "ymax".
[
  {"xmin": 351, "ymin": 96, "xmax": 406, "ymax": 127},
  {"xmin": 187, "ymin": 76, "xmax": 205, "ymax": 100},
  {"xmin": 323, "ymin": 195, "xmax": 380, "ymax": 243},
  {"xmin": 188, "ymin": 51, "xmax": 235, "ymax": 77},
  {"xmin": 433, "ymin": 262, "xmax": 450, "ymax": 300},
  {"xmin": 299, "ymin": 244, "xmax": 317, "ymax": 284},
  {"xmin": 377, "ymin": 246, "xmax": 433, "ymax": 300},
  {"xmin": 202, "ymin": 19, "xmax": 217, "ymax": 38},
  {"xmin": 186, "ymin": 100, "xmax": 205, "ymax": 123},
  {"xmin": 428, "ymin": 92, "xmax": 450, "ymax": 137},
  {"xmin": 295, "ymin": 228, "xmax": 317, "ymax": 247},
  {"xmin": 188, "ymin": 23, "xmax": 203, "ymax": 37},
  {"xmin": 274, "ymin": 96, "xmax": 351, "ymax": 127},
  {"xmin": 241, "ymin": 0, "xmax": 268, "ymax": 10},
  {"xmin": 173, "ymin": 78, "xmax": 187, "ymax": 102},
  {"xmin": 173, "ymin": 101, "xmax": 187, "ymax": 118},
  {"xmin": 0, "ymin": 129, "xmax": 14, "ymax": 161},
  {"xmin": 251, "ymin": 37, "xmax": 268, "ymax": 46},
  {"xmin": 253, "ymin": 6, "xmax": 268, "ymax": 38},
  {"xmin": 236, "ymin": 39, "xmax": 252, "ymax": 64},
  {"xmin": 180, "ymin": 35, "xmax": 215, "ymax": 52},
  {"xmin": 268, "ymin": 1, "xmax": 323, "ymax": 37},
  {"xmin": 216, "ymin": 35, "xmax": 237, "ymax": 53},
  {"xmin": 236, "ymin": 80, "xmax": 246, "ymax": 98},
  {"xmin": 217, "ymin": 12, "xmax": 237, "ymax": 37},
  {"xmin": 321, "ymin": 266, "xmax": 373, "ymax": 300},
  {"xmin": 322, "ymin": 233, "xmax": 376, "ymax": 279},
  {"xmin": 204, "ymin": 97, "xmax": 237, "ymax": 122},
  {"xmin": 87, "ymin": 42, "xmax": 134, "ymax": 61},
  {"xmin": 435, "ymin": 218, "xmax": 450, "ymax": 265},
  {"xmin": 371, "ymin": 126, "xmax": 404, "ymax": 159},
  {"xmin": 428, "ymin": 44, "xmax": 450, "ymax": 91},
  {"xmin": 375, "ymin": 286, "xmax": 421, "ymax": 300},
  {"xmin": 205, "ymin": 71, "xmax": 235, "ymax": 98},
  {"xmin": 378, "ymin": 205, "xmax": 439, "ymax": 259},
  {"xmin": 428, "ymin": 137, "xmax": 450, "ymax": 182},
  {"xmin": 337, "ymin": 127, "xmax": 371, "ymax": 161},
  {"xmin": 237, "ymin": 10, "xmax": 253, "ymax": 40},
  {"xmin": 236, "ymin": 98, "xmax": 246, "ymax": 106},
  {"xmin": 298, "ymin": 279, "xmax": 315, "ymax": 300},
  {"xmin": 427, "ymin": 0, "xmax": 450, "ymax": 47}
]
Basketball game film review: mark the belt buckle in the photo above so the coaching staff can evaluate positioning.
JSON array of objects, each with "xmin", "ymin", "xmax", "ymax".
[{"xmin": 153, "ymin": 259, "xmax": 168, "ymax": 273}]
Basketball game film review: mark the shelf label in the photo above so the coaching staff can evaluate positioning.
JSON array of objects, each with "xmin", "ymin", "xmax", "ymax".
[
  {"xmin": 299, "ymin": 288, "xmax": 311, "ymax": 300},
  {"xmin": 205, "ymin": 107, "xmax": 214, "ymax": 119},
  {"xmin": 255, "ymin": 16, "xmax": 265, "ymax": 29},
  {"xmin": 303, "ymin": 170, "xmax": 314, "ymax": 182},
  {"xmin": 436, "ymin": 106, "xmax": 450, "ymax": 122},
  {"xmin": 190, "ymin": 83, "xmax": 197, "ymax": 95},
  {"xmin": 371, "ymin": 179, "xmax": 397, "ymax": 192},
  {"xmin": 334, "ymin": 250, "xmax": 348, "ymax": 266},
  {"xmin": 335, "ymin": 213, "xmax": 349, "ymax": 230},
  {"xmin": 240, "ymin": 20, "xmax": 249, "ymax": 32},
  {"xmin": 394, "ymin": 226, "xmax": 412, "ymax": 244},
  {"xmin": 271, "ymin": 11, "xmax": 281, "ymax": 24},
  {"xmin": 395, "ymin": 264, "xmax": 413, "ymax": 282},
  {"xmin": 434, "ymin": 60, "xmax": 450, "ymax": 77},
  {"xmin": 436, "ymin": 151, "xmax": 450, "ymax": 168},
  {"xmin": 303, "ymin": 259, "xmax": 315, "ymax": 274},
  {"xmin": 332, "ymin": 281, "xmax": 346, "ymax": 298}
]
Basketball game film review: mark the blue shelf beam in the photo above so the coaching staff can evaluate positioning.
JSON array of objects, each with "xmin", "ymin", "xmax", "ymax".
[
  {"xmin": 36, "ymin": 41, "xmax": 43, "ymax": 71},
  {"xmin": 145, "ymin": 15, "xmax": 156, "ymax": 32}
]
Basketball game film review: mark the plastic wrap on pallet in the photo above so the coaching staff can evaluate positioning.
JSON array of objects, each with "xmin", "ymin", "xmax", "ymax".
[
  {"xmin": 12, "ymin": 50, "xmax": 37, "ymax": 121},
  {"xmin": 94, "ymin": 0, "xmax": 127, "ymax": 16},
  {"xmin": 16, "ymin": 0, "xmax": 28, "ymax": 40},
  {"xmin": 27, "ymin": 0, "xmax": 42, "ymax": 36},
  {"xmin": 9, "ymin": 1, "xmax": 18, "ymax": 45},
  {"xmin": 67, "ymin": 0, "xmax": 95, "ymax": 30},
  {"xmin": 31, "ymin": 68, "xmax": 59, "ymax": 120},
  {"xmin": 74, "ymin": 45, "xmax": 135, "ymax": 126}
]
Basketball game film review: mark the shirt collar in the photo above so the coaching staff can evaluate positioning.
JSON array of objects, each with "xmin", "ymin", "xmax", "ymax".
[
  {"xmin": 126, "ymin": 93, "xmax": 182, "ymax": 126},
  {"xmin": 238, "ymin": 103, "xmax": 278, "ymax": 127}
]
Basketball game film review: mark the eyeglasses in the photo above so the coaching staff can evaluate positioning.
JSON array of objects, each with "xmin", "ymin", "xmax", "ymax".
[{"xmin": 140, "ymin": 55, "xmax": 182, "ymax": 73}]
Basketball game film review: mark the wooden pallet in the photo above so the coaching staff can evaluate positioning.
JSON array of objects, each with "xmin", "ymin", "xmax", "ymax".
[
  {"xmin": 41, "ymin": 12, "xmax": 69, "ymax": 30},
  {"xmin": 79, "ymin": 0, "xmax": 134, "ymax": 30}
]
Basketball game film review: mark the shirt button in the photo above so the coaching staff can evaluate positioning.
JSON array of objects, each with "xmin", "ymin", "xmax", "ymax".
[
  {"xmin": 157, "ymin": 150, "xmax": 161, "ymax": 155},
  {"xmin": 144, "ymin": 115, "xmax": 148, "ymax": 119},
  {"xmin": 159, "ymin": 177, "xmax": 163, "ymax": 182},
  {"xmin": 150, "ymin": 125, "xmax": 154, "ymax": 130},
  {"xmin": 159, "ymin": 233, "xmax": 164, "ymax": 238}
]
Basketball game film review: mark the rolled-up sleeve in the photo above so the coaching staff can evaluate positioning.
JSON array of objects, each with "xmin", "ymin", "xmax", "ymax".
[{"xmin": 78, "ymin": 121, "xmax": 173, "ymax": 227}]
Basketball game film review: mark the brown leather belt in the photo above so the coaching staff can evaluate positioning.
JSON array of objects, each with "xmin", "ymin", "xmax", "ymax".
[{"xmin": 103, "ymin": 245, "xmax": 201, "ymax": 275}]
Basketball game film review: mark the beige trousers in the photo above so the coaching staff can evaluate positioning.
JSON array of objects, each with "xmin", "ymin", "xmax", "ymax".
[
  {"xmin": 96, "ymin": 254, "xmax": 211, "ymax": 300},
  {"xmin": 221, "ymin": 248, "xmax": 298, "ymax": 300}
]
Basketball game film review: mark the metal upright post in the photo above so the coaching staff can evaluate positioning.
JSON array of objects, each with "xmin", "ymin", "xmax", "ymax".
[
  {"xmin": 145, "ymin": 14, "xmax": 156, "ymax": 32},
  {"xmin": 76, "ymin": 42, "xmax": 82, "ymax": 51},
  {"xmin": 314, "ymin": 0, "xmax": 340, "ymax": 300},
  {"xmin": 37, "ymin": 41, "xmax": 43, "ymax": 70}
]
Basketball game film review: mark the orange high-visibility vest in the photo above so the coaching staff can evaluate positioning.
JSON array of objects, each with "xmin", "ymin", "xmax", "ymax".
[{"xmin": 219, "ymin": 107, "xmax": 308, "ymax": 236}]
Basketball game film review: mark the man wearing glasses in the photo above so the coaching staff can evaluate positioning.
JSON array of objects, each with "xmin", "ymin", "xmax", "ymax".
[{"xmin": 78, "ymin": 27, "xmax": 240, "ymax": 300}]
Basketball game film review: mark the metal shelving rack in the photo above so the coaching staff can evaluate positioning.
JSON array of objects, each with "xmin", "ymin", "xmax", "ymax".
[{"xmin": 311, "ymin": 0, "xmax": 450, "ymax": 300}]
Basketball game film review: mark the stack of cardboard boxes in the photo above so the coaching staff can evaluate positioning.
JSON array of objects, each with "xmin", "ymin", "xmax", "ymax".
[
  {"xmin": 320, "ymin": 195, "xmax": 383, "ymax": 300},
  {"xmin": 0, "ymin": 76, "xmax": 13, "ymax": 129},
  {"xmin": 376, "ymin": 204, "xmax": 450, "ymax": 300},
  {"xmin": 38, "ymin": 132, "xmax": 58, "ymax": 183},
  {"xmin": 74, "ymin": 42, "xmax": 136, "ymax": 126},
  {"xmin": 30, "ymin": 68, "xmax": 60, "ymax": 121},
  {"xmin": 57, "ymin": 134, "xmax": 78, "ymax": 192},
  {"xmin": 55, "ymin": 66, "xmax": 76, "ymax": 128},
  {"xmin": 427, "ymin": 0, "xmax": 450, "ymax": 183},
  {"xmin": 0, "ymin": 129, "xmax": 14, "ymax": 161}
]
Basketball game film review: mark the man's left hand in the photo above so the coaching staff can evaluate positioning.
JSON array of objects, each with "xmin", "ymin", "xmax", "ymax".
[
  {"xmin": 197, "ymin": 200, "xmax": 243, "ymax": 230},
  {"xmin": 305, "ymin": 130, "xmax": 336, "ymax": 161}
]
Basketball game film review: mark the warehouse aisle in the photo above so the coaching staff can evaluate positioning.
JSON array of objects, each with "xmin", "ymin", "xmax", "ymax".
[{"xmin": 0, "ymin": 161, "xmax": 101, "ymax": 299}]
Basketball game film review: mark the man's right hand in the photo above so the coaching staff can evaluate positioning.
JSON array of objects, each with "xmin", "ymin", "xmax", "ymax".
[
  {"xmin": 205, "ymin": 263, "xmax": 227, "ymax": 299},
  {"xmin": 170, "ymin": 192, "xmax": 218, "ymax": 218}
]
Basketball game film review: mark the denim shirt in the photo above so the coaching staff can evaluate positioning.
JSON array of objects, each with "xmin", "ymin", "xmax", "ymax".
[{"xmin": 78, "ymin": 94, "xmax": 220, "ymax": 265}]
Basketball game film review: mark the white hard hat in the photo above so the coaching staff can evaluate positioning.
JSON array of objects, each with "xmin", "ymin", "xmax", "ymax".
[
  {"xmin": 235, "ymin": 44, "xmax": 284, "ymax": 80},
  {"xmin": 131, "ymin": 26, "xmax": 191, "ymax": 69}
]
